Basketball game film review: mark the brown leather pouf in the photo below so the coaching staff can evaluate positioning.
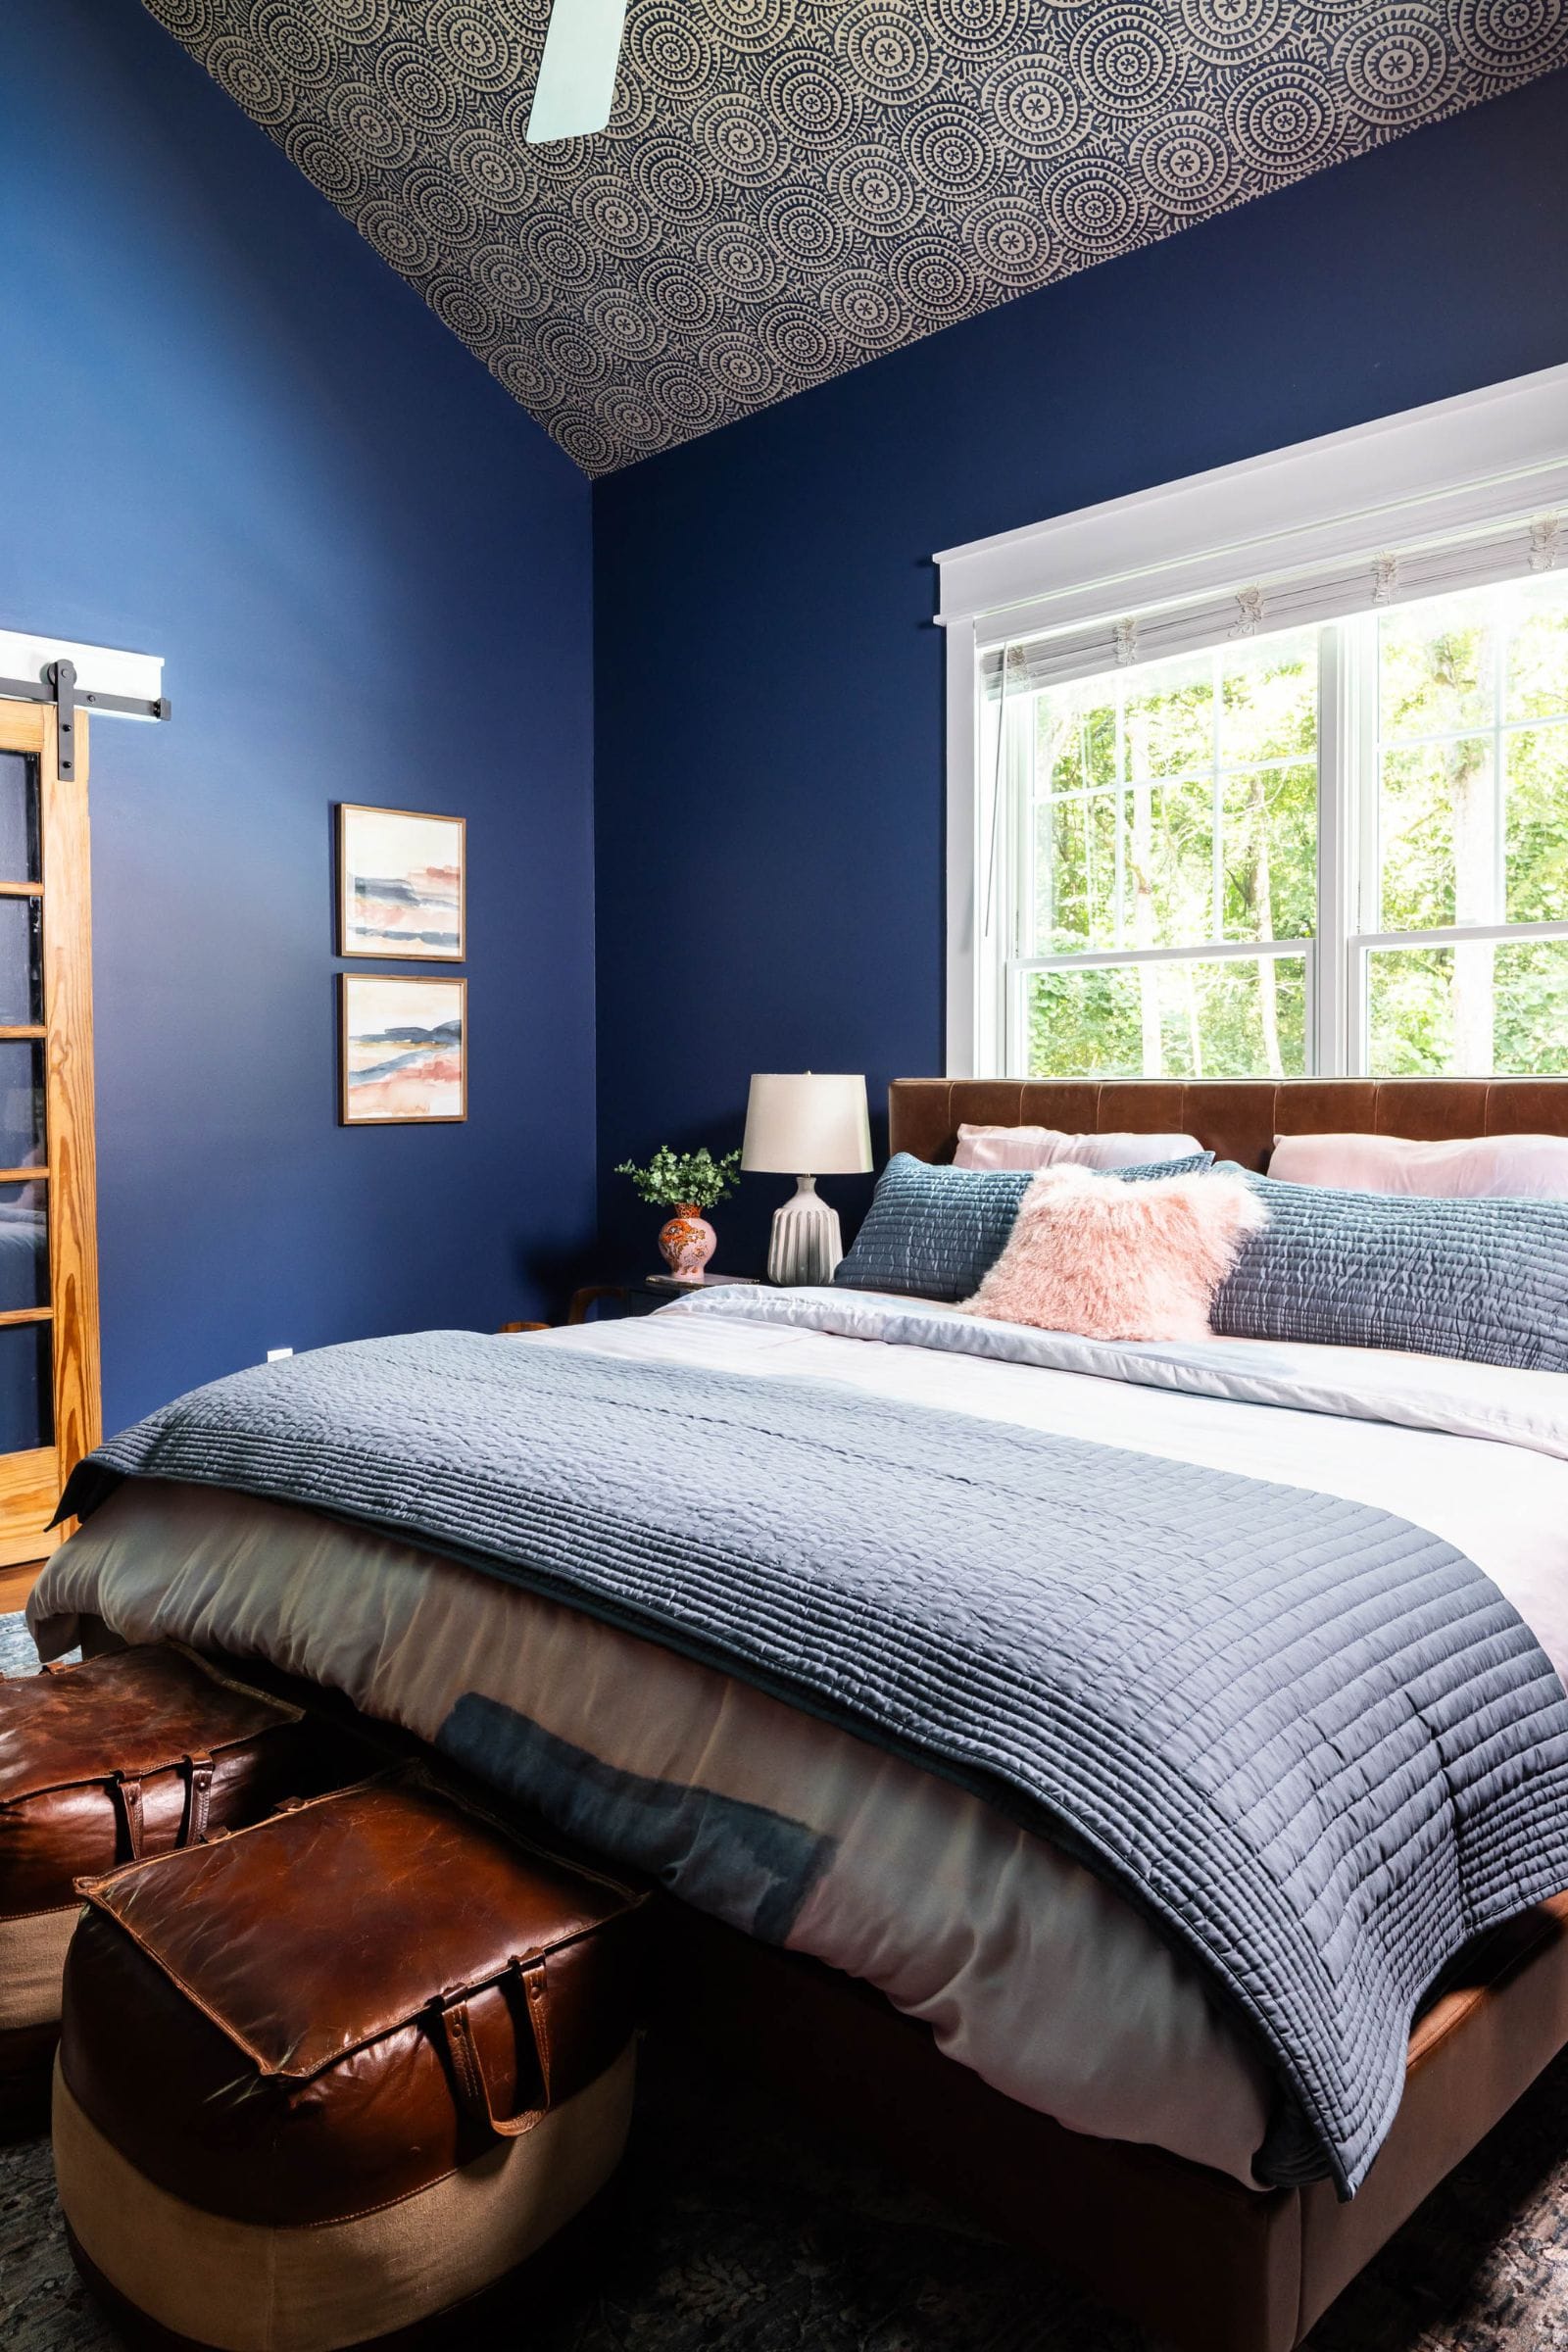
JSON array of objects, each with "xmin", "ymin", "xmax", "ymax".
[
  {"xmin": 56, "ymin": 1771, "xmax": 647, "ymax": 2352},
  {"xmin": 0, "ymin": 1642, "xmax": 312, "ymax": 2137}
]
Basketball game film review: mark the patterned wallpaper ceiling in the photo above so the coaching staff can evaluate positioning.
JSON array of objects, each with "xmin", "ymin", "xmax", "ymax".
[{"xmin": 148, "ymin": 0, "xmax": 1568, "ymax": 474}]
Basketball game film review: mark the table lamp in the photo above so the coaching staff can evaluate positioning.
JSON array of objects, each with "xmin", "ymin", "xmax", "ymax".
[{"xmin": 742, "ymin": 1072, "xmax": 872, "ymax": 1287}]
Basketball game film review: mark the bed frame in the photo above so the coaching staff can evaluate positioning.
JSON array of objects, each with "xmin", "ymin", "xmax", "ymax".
[
  {"xmin": 647, "ymin": 1077, "xmax": 1568, "ymax": 2352},
  {"xmin": 73, "ymin": 1076, "xmax": 1568, "ymax": 2352}
]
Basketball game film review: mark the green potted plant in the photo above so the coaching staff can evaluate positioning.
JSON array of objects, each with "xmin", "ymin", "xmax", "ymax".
[{"xmin": 614, "ymin": 1146, "xmax": 742, "ymax": 1282}]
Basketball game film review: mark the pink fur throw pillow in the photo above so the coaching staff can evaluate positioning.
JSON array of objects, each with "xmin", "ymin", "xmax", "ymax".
[{"xmin": 960, "ymin": 1164, "xmax": 1268, "ymax": 1342}]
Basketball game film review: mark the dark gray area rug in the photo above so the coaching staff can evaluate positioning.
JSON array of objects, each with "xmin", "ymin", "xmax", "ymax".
[{"xmin": 4, "ymin": 1613, "xmax": 1566, "ymax": 2352}]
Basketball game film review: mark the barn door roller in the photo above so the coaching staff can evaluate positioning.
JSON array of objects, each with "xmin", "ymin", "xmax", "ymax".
[{"xmin": 0, "ymin": 658, "xmax": 171, "ymax": 778}]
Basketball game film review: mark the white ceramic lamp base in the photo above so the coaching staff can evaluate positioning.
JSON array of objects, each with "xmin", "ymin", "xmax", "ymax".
[{"xmin": 766, "ymin": 1175, "xmax": 843, "ymax": 1287}]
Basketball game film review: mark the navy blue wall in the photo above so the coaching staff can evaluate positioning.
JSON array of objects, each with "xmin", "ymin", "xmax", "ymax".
[
  {"xmin": 593, "ymin": 73, "xmax": 1568, "ymax": 1275},
  {"xmin": 5, "ymin": 13, "xmax": 1566, "ymax": 1385},
  {"xmin": 0, "ymin": 0, "xmax": 595, "ymax": 1429}
]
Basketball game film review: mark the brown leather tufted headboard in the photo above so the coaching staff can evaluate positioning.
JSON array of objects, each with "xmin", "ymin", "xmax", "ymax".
[{"xmin": 888, "ymin": 1077, "xmax": 1568, "ymax": 1173}]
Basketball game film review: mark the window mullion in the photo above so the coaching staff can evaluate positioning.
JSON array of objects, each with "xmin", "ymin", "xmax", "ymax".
[
  {"xmin": 1002, "ymin": 692, "xmax": 1032, "ymax": 1077},
  {"xmin": 1337, "ymin": 612, "xmax": 1380, "ymax": 1076},
  {"xmin": 1113, "ymin": 679, "xmax": 1126, "ymax": 950},
  {"xmin": 1493, "ymin": 599, "xmax": 1507, "ymax": 925},
  {"xmin": 1315, "ymin": 622, "xmax": 1349, "ymax": 1075},
  {"xmin": 1210, "ymin": 645, "xmax": 1223, "ymax": 942}
]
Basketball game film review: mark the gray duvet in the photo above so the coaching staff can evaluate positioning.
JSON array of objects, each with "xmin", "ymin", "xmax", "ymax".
[{"xmin": 60, "ymin": 1329, "xmax": 1568, "ymax": 2196}]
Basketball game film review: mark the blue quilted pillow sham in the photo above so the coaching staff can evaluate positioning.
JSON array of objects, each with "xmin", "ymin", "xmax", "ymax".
[
  {"xmin": 834, "ymin": 1151, "xmax": 1214, "ymax": 1302},
  {"xmin": 1210, "ymin": 1166, "xmax": 1568, "ymax": 1373}
]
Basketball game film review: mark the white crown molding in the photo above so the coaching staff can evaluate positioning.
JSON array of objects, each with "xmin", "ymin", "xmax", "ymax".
[
  {"xmin": 934, "ymin": 362, "xmax": 1568, "ymax": 648},
  {"xmin": 0, "ymin": 628, "xmax": 164, "ymax": 710}
]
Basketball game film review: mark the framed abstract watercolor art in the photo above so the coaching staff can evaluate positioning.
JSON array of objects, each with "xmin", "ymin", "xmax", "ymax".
[
  {"xmin": 339, "ymin": 974, "xmax": 466, "ymax": 1125},
  {"xmin": 337, "ymin": 805, "xmax": 465, "ymax": 960}
]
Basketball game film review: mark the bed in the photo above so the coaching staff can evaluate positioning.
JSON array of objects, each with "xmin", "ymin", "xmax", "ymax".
[{"xmin": 26, "ymin": 1075, "xmax": 1568, "ymax": 2352}]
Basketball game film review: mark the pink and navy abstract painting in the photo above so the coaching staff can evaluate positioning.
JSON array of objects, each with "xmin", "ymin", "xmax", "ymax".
[
  {"xmin": 340, "ymin": 974, "xmax": 466, "ymax": 1125},
  {"xmin": 338, "ymin": 806, "xmax": 465, "ymax": 960}
]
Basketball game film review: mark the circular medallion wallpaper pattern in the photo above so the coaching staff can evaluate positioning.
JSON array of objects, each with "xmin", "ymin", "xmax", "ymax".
[{"xmin": 146, "ymin": 0, "xmax": 1568, "ymax": 473}]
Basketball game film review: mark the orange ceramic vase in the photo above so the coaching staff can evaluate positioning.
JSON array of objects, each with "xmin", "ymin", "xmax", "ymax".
[{"xmin": 658, "ymin": 1205, "xmax": 716, "ymax": 1282}]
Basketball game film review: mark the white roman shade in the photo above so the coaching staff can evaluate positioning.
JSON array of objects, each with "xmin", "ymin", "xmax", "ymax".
[{"xmin": 979, "ymin": 507, "xmax": 1562, "ymax": 699}]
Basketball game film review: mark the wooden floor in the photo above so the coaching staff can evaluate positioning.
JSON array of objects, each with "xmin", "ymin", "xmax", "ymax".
[{"xmin": 0, "ymin": 1559, "xmax": 45, "ymax": 1614}]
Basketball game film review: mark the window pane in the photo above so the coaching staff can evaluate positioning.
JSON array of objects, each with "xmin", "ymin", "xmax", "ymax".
[
  {"xmin": 0, "ymin": 896, "xmax": 43, "ymax": 1027},
  {"xmin": 1379, "ymin": 737, "xmax": 1496, "ymax": 932},
  {"xmin": 1505, "ymin": 579, "xmax": 1568, "ymax": 723},
  {"xmin": 1140, "ymin": 775, "xmax": 1213, "ymax": 948},
  {"xmin": 1037, "ymin": 688, "xmax": 1115, "ymax": 796},
  {"xmin": 1222, "ymin": 761, "xmax": 1315, "ymax": 943},
  {"xmin": 1498, "ymin": 939, "xmax": 1568, "ymax": 1073},
  {"xmin": 0, "ymin": 1322, "xmax": 52, "ymax": 1451},
  {"xmin": 1379, "ymin": 592, "xmax": 1498, "ymax": 743},
  {"xmin": 0, "ymin": 752, "xmax": 40, "ymax": 885},
  {"xmin": 1123, "ymin": 654, "xmax": 1211, "ymax": 781},
  {"xmin": 1027, "ymin": 956, "xmax": 1307, "ymax": 1080},
  {"xmin": 1217, "ymin": 632, "xmax": 1317, "ymax": 768},
  {"xmin": 1035, "ymin": 790, "xmax": 1119, "ymax": 952},
  {"xmin": 1505, "ymin": 725, "xmax": 1568, "ymax": 924},
  {"xmin": 0, "ymin": 1180, "xmax": 47, "ymax": 1311},
  {"xmin": 1030, "ymin": 630, "xmax": 1319, "ymax": 965},
  {"xmin": 1367, "ymin": 938, "xmax": 1568, "ymax": 1075},
  {"xmin": 0, "ymin": 1042, "xmax": 44, "ymax": 1166}
]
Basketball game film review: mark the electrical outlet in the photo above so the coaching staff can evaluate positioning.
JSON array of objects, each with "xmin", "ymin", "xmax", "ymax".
[{"xmin": 266, "ymin": 1348, "xmax": 293, "ymax": 1362}]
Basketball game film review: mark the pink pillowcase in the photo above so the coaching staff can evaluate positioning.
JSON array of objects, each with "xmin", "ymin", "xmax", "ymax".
[
  {"xmin": 955, "ymin": 1122, "xmax": 1205, "ymax": 1172},
  {"xmin": 1268, "ymin": 1131, "xmax": 1568, "ymax": 1199},
  {"xmin": 960, "ymin": 1164, "xmax": 1267, "ymax": 1343}
]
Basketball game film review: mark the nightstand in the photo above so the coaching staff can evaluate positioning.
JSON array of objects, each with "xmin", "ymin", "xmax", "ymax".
[{"xmin": 567, "ymin": 1273, "xmax": 762, "ymax": 1324}]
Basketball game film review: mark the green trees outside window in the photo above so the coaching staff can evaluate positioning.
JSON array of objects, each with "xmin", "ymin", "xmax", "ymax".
[{"xmin": 1004, "ymin": 574, "xmax": 1568, "ymax": 1080}]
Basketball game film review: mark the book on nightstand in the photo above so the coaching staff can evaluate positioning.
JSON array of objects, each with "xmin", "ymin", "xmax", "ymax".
[{"xmin": 645, "ymin": 1272, "xmax": 762, "ymax": 1293}]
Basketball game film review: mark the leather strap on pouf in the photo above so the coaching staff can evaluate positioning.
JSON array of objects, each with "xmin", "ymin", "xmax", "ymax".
[
  {"xmin": 180, "ymin": 1754, "xmax": 215, "ymax": 1847},
  {"xmin": 110, "ymin": 1774, "xmax": 142, "ymax": 1863},
  {"xmin": 435, "ymin": 1956, "xmax": 554, "ymax": 2140}
]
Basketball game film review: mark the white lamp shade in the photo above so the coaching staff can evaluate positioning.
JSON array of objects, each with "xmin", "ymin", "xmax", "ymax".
[{"xmin": 742, "ymin": 1073, "xmax": 872, "ymax": 1176}]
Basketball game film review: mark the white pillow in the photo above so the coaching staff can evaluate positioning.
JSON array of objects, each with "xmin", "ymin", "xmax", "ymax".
[
  {"xmin": 955, "ymin": 1123, "xmax": 1206, "ymax": 1173},
  {"xmin": 1268, "ymin": 1130, "xmax": 1568, "ymax": 1199}
]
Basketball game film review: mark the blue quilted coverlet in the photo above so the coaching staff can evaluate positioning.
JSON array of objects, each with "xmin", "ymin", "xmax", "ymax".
[{"xmin": 60, "ymin": 1330, "xmax": 1568, "ymax": 2195}]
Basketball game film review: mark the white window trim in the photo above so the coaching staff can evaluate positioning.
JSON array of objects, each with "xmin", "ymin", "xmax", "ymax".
[{"xmin": 938, "ymin": 362, "xmax": 1568, "ymax": 1077}]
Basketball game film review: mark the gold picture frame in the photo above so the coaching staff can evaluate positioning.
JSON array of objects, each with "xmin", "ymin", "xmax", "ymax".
[
  {"xmin": 339, "ymin": 973, "xmax": 466, "ymax": 1126},
  {"xmin": 337, "ymin": 804, "xmax": 466, "ymax": 961}
]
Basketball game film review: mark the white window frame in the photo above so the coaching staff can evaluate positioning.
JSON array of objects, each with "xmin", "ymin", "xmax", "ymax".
[{"xmin": 938, "ymin": 363, "xmax": 1568, "ymax": 1079}]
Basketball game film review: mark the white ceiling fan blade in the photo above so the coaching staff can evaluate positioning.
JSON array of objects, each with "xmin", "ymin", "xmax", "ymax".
[{"xmin": 525, "ymin": 0, "xmax": 628, "ymax": 143}]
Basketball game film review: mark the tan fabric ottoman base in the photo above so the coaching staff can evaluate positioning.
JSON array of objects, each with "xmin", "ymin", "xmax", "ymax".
[
  {"xmin": 55, "ymin": 2044, "xmax": 635, "ymax": 2352},
  {"xmin": 63, "ymin": 2207, "xmax": 620, "ymax": 2352},
  {"xmin": 0, "ymin": 1903, "xmax": 78, "ymax": 2137}
]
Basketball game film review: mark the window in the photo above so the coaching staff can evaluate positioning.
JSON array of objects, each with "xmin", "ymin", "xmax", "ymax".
[
  {"xmin": 942, "ymin": 368, "xmax": 1568, "ymax": 1081},
  {"xmin": 1366, "ymin": 582, "xmax": 1568, "ymax": 1077},
  {"xmin": 981, "ymin": 573, "xmax": 1568, "ymax": 1081},
  {"xmin": 1007, "ymin": 627, "xmax": 1318, "ymax": 1082}
]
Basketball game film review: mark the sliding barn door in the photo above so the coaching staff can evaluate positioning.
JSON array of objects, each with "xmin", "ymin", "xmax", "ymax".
[{"xmin": 0, "ymin": 699, "xmax": 99, "ymax": 1566}]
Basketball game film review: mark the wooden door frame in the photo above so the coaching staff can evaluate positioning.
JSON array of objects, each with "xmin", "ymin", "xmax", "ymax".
[{"xmin": 0, "ymin": 698, "xmax": 100, "ymax": 1567}]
